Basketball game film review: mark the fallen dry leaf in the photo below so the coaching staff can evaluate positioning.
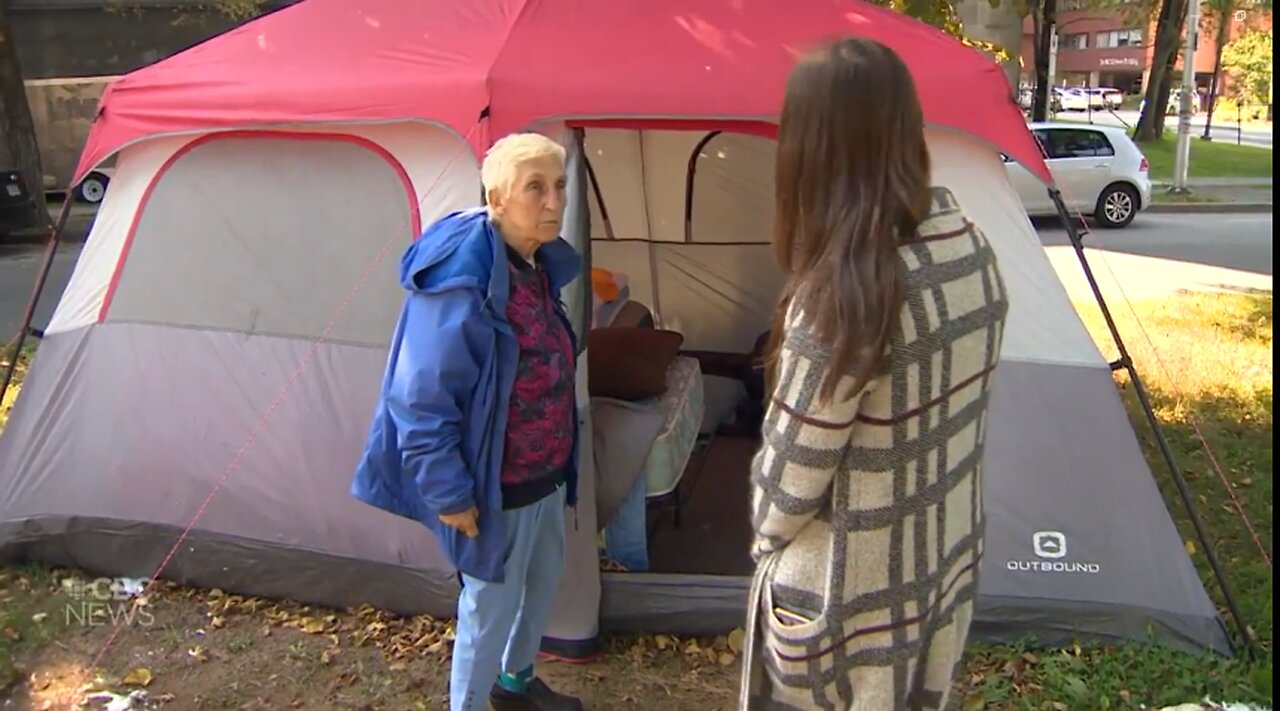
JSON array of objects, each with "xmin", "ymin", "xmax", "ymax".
[
  {"xmin": 299, "ymin": 617, "xmax": 326, "ymax": 634},
  {"xmin": 727, "ymin": 628, "xmax": 745, "ymax": 654},
  {"xmin": 121, "ymin": 667, "xmax": 153, "ymax": 687}
]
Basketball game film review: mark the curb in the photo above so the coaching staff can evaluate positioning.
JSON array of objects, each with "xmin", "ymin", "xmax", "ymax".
[
  {"xmin": 1153, "ymin": 181, "xmax": 1273, "ymax": 190},
  {"xmin": 1147, "ymin": 202, "xmax": 1273, "ymax": 214},
  {"xmin": 1, "ymin": 231, "xmax": 83, "ymax": 247}
]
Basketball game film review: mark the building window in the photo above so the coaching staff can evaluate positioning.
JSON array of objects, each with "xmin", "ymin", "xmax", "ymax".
[
  {"xmin": 1064, "ymin": 33, "xmax": 1089, "ymax": 50},
  {"xmin": 1096, "ymin": 29, "xmax": 1144, "ymax": 48}
]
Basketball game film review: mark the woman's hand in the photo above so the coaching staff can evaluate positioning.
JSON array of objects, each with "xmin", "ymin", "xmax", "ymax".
[{"xmin": 439, "ymin": 507, "xmax": 479, "ymax": 538}]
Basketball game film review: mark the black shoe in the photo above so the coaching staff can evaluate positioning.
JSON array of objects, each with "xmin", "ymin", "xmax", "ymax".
[{"xmin": 488, "ymin": 677, "xmax": 584, "ymax": 711}]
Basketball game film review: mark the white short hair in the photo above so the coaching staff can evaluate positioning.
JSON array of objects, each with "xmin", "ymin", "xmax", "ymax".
[{"xmin": 481, "ymin": 132, "xmax": 567, "ymax": 214}]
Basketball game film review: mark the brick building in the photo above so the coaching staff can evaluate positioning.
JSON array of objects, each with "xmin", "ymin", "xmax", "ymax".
[{"xmin": 1019, "ymin": 0, "xmax": 1272, "ymax": 96}]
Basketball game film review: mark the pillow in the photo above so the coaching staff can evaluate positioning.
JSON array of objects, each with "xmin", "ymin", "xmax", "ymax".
[{"xmin": 587, "ymin": 328, "xmax": 684, "ymax": 401}]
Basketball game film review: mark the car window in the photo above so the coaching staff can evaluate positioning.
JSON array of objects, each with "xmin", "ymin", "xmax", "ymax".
[
  {"xmin": 1035, "ymin": 129, "xmax": 1116, "ymax": 159},
  {"xmin": 1028, "ymin": 131, "xmax": 1052, "ymax": 160}
]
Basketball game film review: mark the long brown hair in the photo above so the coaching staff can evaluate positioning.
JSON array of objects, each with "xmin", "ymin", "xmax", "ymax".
[{"xmin": 766, "ymin": 37, "xmax": 933, "ymax": 404}]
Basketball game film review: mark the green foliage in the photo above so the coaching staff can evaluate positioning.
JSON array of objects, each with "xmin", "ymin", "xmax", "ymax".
[
  {"xmin": 104, "ymin": 0, "xmax": 268, "ymax": 22},
  {"xmin": 1222, "ymin": 29, "xmax": 1274, "ymax": 105},
  {"xmin": 1086, "ymin": 0, "xmax": 1162, "ymax": 30},
  {"xmin": 867, "ymin": 0, "xmax": 1014, "ymax": 62}
]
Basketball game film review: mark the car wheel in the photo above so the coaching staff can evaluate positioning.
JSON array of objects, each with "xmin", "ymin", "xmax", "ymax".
[
  {"xmin": 1095, "ymin": 183, "xmax": 1139, "ymax": 229},
  {"xmin": 76, "ymin": 173, "xmax": 109, "ymax": 204}
]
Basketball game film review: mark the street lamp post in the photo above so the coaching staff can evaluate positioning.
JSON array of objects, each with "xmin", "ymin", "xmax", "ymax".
[{"xmin": 1172, "ymin": 0, "xmax": 1201, "ymax": 193}]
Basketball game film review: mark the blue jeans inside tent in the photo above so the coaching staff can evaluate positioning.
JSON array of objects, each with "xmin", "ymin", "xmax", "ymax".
[{"xmin": 602, "ymin": 467, "xmax": 649, "ymax": 571}]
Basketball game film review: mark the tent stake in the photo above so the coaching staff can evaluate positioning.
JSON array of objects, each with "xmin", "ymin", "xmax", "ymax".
[
  {"xmin": 1049, "ymin": 188, "xmax": 1259, "ymax": 660},
  {"xmin": 0, "ymin": 197, "xmax": 75, "ymax": 408}
]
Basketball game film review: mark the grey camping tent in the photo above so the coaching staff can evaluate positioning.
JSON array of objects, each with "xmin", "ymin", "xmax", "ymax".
[
  {"xmin": 0, "ymin": 4, "xmax": 1233, "ymax": 668},
  {"xmin": 0, "ymin": 120, "xmax": 1232, "ymax": 660}
]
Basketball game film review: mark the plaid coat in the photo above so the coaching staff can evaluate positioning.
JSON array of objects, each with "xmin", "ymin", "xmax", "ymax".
[{"xmin": 740, "ymin": 188, "xmax": 1010, "ymax": 710}]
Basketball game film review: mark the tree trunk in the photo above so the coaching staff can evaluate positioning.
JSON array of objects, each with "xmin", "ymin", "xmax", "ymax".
[
  {"xmin": 0, "ymin": 0, "xmax": 50, "ymax": 228},
  {"xmin": 1201, "ymin": 13, "xmax": 1230, "ymax": 138},
  {"xmin": 1032, "ymin": 0, "xmax": 1057, "ymax": 122},
  {"xmin": 1135, "ymin": 0, "xmax": 1188, "ymax": 142}
]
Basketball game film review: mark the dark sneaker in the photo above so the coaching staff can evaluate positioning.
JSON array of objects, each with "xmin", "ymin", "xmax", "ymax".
[{"xmin": 488, "ymin": 677, "xmax": 584, "ymax": 711}]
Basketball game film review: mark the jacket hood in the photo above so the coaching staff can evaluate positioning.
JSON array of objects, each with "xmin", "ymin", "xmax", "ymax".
[{"xmin": 399, "ymin": 208, "xmax": 582, "ymax": 302}]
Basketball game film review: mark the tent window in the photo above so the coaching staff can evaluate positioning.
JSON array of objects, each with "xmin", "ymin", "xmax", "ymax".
[
  {"xmin": 684, "ymin": 131, "xmax": 776, "ymax": 244},
  {"xmin": 584, "ymin": 156, "xmax": 615, "ymax": 240}
]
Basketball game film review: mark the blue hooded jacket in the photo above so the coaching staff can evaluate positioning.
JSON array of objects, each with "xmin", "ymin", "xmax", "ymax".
[{"xmin": 350, "ymin": 207, "xmax": 582, "ymax": 584}]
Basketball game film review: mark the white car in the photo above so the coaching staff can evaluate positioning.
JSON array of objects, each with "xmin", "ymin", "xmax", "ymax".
[
  {"xmin": 1086, "ymin": 87, "xmax": 1124, "ymax": 109},
  {"xmin": 1054, "ymin": 88, "xmax": 1092, "ymax": 112},
  {"xmin": 1004, "ymin": 122, "xmax": 1153, "ymax": 229}
]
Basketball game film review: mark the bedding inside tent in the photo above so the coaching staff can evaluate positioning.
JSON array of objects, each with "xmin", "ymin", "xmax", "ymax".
[{"xmin": 580, "ymin": 128, "xmax": 782, "ymax": 577}]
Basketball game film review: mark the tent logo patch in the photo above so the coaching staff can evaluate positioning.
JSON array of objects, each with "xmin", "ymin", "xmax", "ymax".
[
  {"xmin": 1006, "ymin": 531, "xmax": 1101, "ymax": 575},
  {"xmin": 1033, "ymin": 531, "xmax": 1067, "ymax": 559}
]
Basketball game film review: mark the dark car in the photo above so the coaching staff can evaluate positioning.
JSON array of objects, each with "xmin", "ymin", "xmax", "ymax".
[{"xmin": 0, "ymin": 169, "xmax": 40, "ymax": 239}]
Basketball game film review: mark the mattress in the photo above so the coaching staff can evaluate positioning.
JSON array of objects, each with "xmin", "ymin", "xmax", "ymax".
[{"xmin": 640, "ymin": 356, "xmax": 705, "ymax": 498}]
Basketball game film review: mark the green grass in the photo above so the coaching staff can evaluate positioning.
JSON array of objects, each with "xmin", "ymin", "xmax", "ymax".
[
  {"xmin": 0, "ymin": 565, "xmax": 67, "ymax": 692},
  {"xmin": 958, "ymin": 290, "xmax": 1274, "ymax": 709},
  {"xmin": 1, "ymin": 345, "xmax": 41, "ymax": 692},
  {"xmin": 1138, "ymin": 136, "xmax": 1274, "ymax": 181},
  {"xmin": 0, "ymin": 344, "xmax": 33, "ymax": 433}
]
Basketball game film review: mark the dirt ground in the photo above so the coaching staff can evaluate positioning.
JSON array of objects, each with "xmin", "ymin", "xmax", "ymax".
[{"xmin": 3, "ymin": 566, "xmax": 742, "ymax": 710}]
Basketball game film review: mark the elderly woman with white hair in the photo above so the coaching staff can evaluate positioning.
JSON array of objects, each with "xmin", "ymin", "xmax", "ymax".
[{"xmin": 351, "ymin": 132, "xmax": 585, "ymax": 711}]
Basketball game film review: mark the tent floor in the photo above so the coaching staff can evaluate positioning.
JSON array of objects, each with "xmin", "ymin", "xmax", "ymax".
[{"xmin": 644, "ymin": 434, "xmax": 757, "ymax": 577}]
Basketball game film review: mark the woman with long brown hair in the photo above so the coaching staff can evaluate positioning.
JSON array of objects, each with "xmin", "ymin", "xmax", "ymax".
[{"xmin": 739, "ymin": 37, "xmax": 1010, "ymax": 710}]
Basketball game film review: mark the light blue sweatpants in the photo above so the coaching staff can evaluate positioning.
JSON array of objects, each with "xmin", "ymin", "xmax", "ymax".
[{"xmin": 450, "ymin": 485, "xmax": 567, "ymax": 711}]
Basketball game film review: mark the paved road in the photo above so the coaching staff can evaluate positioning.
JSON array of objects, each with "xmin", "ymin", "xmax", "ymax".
[
  {"xmin": 1056, "ymin": 109, "xmax": 1273, "ymax": 149},
  {"xmin": 0, "ymin": 243, "xmax": 82, "ymax": 344},
  {"xmin": 0, "ymin": 213, "xmax": 1272, "ymax": 346},
  {"xmin": 1037, "ymin": 212, "xmax": 1272, "ymax": 302}
]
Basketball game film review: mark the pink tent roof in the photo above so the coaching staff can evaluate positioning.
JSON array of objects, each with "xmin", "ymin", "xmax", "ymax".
[{"xmin": 75, "ymin": 0, "xmax": 1052, "ymax": 184}]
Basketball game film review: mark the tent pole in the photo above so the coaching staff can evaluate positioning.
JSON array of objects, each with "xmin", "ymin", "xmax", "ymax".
[
  {"xmin": 1049, "ymin": 188, "xmax": 1259, "ymax": 660},
  {"xmin": 0, "ymin": 196, "xmax": 75, "ymax": 408}
]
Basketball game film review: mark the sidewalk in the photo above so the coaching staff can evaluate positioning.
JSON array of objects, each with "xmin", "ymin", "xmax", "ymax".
[
  {"xmin": 1152, "ymin": 177, "xmax": 1272, "ymax": 188},
  {"xmin": 1149, "ymin": 177, "xmax": 1272, "ymax": 214}
]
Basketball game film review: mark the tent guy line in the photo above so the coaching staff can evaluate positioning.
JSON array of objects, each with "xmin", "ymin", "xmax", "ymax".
[
  {"xmin": 83, "ymin": 121, "xmax": 484, "ymax": 672},
  {"xmin": 1053, "ymin": 177, "xmax": 1272, "ymax": 573},
  {"xmin": 1085, "ymin": 239, "xmax": 1273, "ymax": 572},
  {"xmin": 1044, "ymin": 185, "xmax": 1260, "ymax": 658}
]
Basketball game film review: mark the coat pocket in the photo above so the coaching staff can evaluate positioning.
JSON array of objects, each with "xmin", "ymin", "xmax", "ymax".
[{"xmin": 760, "ymin": 572, "xmax": 828, "ymax": 660}]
